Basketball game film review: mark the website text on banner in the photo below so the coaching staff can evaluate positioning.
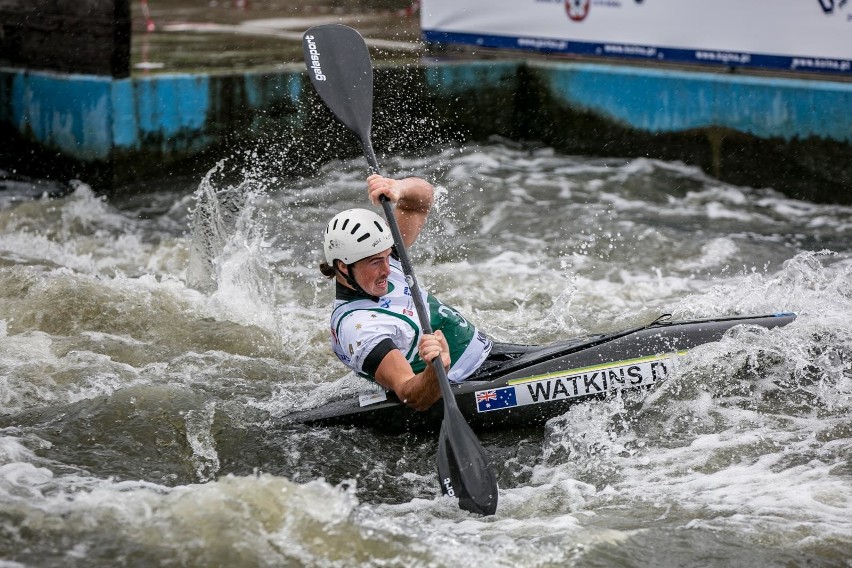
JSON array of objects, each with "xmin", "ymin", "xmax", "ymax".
[{"xmin": 421, "ymin": 0, "xmax": 852, "ymax": 75}]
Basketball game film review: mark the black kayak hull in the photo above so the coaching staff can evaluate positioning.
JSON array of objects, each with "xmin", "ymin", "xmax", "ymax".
[{"xmin": 286, "ymin": 313, "xmax": 796, "ymax": 433}]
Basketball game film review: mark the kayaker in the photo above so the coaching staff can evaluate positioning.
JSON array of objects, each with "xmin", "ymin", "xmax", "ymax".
[{"xmin": 320, "ymin": 174, "xmax": 493, "ymax": 411}]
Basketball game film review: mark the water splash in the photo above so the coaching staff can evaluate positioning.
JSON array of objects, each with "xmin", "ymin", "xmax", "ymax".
[
  {"xmin": 186, "ymin": 160, "xmax": 280, "ymax": 334},
  {"xmin": 184, "ymin": 401, "xmax": 220, "ymax": 482}
]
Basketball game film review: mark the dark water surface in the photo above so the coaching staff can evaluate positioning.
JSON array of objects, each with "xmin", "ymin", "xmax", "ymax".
[{"xmin": 1, "ymin": 143, "xmax": 851, "ymax": 567}]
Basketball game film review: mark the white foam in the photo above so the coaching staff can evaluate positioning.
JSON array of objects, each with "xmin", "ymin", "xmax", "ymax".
[{"xmin": 2, "ymin": 142, "xmax": 852, "ymax": 564}]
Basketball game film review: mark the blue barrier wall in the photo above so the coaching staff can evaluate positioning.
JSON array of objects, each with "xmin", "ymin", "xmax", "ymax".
[
  {"xmin": 533, "ymin": 63, "xmax": 852, "ymax": 143},
  {"xmin": 3, "ymin": 68, "xmax": 304, "ymax": 163},
  {"xmin": 8, "ymin": 72, "xmax": 113, "ymax": 160},
  {"xmin": 421, "ymin": 60, "xmax": 852, "ymax": 143},
  {"xmin": 1, "ymin": 61, "xmax": 850, "ymax": 201}
]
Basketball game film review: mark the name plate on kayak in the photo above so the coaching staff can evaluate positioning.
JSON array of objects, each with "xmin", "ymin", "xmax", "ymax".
[
  {"xmin": 474, "ymin": 353, "xmax": 679, "ymax": 413},
  {"xmin": 359, "ymin": 384, "xmax": 389, "ymax": 407}
]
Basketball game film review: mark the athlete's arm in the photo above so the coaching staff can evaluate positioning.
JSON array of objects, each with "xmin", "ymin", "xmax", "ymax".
[
  {"xmin": 366, "ymin": 175, "xmax": 434, "ymax": 248},
  {"xmin": 373, "ymin": 331, "xmax": 450, "ymax": 411}
]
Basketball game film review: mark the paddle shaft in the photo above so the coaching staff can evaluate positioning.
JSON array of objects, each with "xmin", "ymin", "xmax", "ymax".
[{"xmin": 360, "ymin": 139, "xmax": 458, "ymax": 409}]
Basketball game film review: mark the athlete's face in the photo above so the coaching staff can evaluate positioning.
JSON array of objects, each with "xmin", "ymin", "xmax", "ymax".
[{"xmin": 350, "ymin": 248, "xmax": 392, "ymax": 297}]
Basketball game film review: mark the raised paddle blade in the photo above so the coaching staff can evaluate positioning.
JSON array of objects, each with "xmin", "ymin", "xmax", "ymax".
[
  {"xmin": 302, "ymin": 25, "xmax": 374, "ymax": 143},
  {"xmin": 438, "ymin": 406, "xmax": 499, "ymax": 516}
]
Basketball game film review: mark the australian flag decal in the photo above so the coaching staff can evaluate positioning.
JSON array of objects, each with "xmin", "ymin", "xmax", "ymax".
[{"xmin": 475, "ymin": 387, "xmax": 518, "ymax": 412}]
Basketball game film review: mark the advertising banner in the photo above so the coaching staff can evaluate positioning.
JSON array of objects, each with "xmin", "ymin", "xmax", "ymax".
[{"xmin": 421, "ymin": 0, "xmax": 852, "ymax": 75}]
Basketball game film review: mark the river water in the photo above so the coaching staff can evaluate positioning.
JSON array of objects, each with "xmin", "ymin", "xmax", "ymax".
[{"xmin": 1, "ymin": 142, "xmax": 851, "ymax": 567}]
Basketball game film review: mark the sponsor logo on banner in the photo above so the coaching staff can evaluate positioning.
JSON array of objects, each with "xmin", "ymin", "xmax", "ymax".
[
  {"xmin": 564, "ymin": 0, "xmax": 636, "ymax": 22},
  {"xmin": 817, "ymin": 0, "xmax": 851, "ymax": 17},
  {"xmin": 475, "ymin": 353, "xmax": 679, "ymax": 413},
  {"xmin": 566, "ymin": 0, "xmax": 590, "ymax": 21}
]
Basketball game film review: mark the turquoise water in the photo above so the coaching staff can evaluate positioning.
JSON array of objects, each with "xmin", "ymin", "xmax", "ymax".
[{"xmin": 1, "ymin": 143, "xmax": 851, "ymax": 566}]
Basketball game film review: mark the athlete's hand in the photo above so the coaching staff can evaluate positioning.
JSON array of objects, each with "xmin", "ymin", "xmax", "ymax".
[
  {"xmin": 418, "ymin": 330, "xmax": 450, "ymax": 371},
  {"xmin": 367, "ymin": 174, "xmax": 400, "ymax": 206}
]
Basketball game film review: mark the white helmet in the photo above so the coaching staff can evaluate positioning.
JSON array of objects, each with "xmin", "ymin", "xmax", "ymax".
[{"xmin": 324, "ymin": 208, "xmax": 394, "ymax": 265}]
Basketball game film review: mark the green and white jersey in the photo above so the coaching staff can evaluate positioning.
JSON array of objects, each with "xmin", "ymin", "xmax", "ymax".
[{"xmin": 330, "ymin": 257, "xmax": 492, "ymax": 383}]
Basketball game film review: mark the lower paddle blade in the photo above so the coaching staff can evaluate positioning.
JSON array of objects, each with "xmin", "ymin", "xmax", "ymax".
[
  {"xmin": 436, "ymin": 421, "xmax": 456, "ymax": 497},
  {"xmin": 437, "ymin": 407, "xmax": 499, "ymax": 516}
]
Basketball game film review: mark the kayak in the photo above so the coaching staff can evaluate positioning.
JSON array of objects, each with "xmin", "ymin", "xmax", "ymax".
[{"xmin": 286, "ymin": 312, "xmax": 796, "ymax": 433}]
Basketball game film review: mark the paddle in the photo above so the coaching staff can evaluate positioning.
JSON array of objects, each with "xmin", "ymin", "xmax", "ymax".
[{"xmin": 302, "ymin": 24, "xmax": 498, "ymax": 516}]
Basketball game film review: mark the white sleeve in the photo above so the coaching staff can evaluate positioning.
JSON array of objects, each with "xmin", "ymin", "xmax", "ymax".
[{"xmin": 336, "ymin": 309, "xmax": 418, "ymax": 375}]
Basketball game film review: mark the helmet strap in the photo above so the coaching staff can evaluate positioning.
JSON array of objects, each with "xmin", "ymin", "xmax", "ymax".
[{"xmin": 336, "ymin": 261, "xmax": 379, "ymax": 302}]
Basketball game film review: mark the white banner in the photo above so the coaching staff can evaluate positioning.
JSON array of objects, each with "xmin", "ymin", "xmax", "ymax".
[{"xmin": 421, "ymin": 0, "xmax": 852, "ymax": 75}]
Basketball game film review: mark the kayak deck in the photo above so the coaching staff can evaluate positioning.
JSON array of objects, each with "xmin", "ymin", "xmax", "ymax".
[{"xmin": 285, "ymin": 312, "xmax": 796, "ymax": 432}]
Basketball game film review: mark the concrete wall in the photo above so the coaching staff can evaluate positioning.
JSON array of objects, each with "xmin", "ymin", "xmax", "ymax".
[
  {"xmin": 0, "ymin": 67, "xmax": 307, "ymax": 188},
  {"xmin": 1, "ymin": 60, "xmax": 851, "ymax": 203},
  {"xmin": 425, "ymin": 62, "xmax": 852, "ymax": 203},
  {"xmin": 0, "ymin": 0, "xmax": 130, "ymax": 77}
]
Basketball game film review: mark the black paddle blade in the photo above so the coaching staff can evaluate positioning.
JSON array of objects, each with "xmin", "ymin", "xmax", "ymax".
[
  {"xmin": 302, "ymin": 25, "xmax": 374, "ymax": 143},
  {"xmin": 437, "ymin": 408, "xmax": 499, "ymax": 516},
  {"xmin": 437, "ymin": 421, "xmax": 455, "ymax": 493}
]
